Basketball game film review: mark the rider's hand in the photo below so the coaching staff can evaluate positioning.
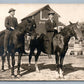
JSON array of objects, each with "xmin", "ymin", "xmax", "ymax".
[
  {"xmin": 11, "ymin": 27, "xmax": 14, "ymax": 30},
  {"xmin": 54, "ymin": 27, "xmax": 58, "ymax": 30}
]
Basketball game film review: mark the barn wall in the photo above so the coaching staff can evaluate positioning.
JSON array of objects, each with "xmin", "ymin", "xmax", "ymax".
[
  {"xmin": 34, "ymin": 9, "xmax": 48, "ymax": 34},
  {"xmin": 42, "ymin": 8, "xmax": 49, "ymax": 19},
  {"xmin": 34, "ymin": 9, "xmax": 59, "ymax": 35},
  {"xmin": 34, "ymin": 12, "xmax": 43, "ymax": 34}
]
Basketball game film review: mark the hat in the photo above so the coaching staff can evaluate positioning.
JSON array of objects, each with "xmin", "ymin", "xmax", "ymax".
[
  {"xmin": 48, "ymin": 10, "xmax": 55, "ymax": 15},
  {"xmin": 8, "ymin": 8, "xmax": 16, "ymax": 13}
]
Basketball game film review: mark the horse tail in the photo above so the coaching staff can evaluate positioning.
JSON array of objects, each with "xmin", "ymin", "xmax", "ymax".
[{"xmin": 0, "ymin": 30, "xmax": 5, "ymax": 36}]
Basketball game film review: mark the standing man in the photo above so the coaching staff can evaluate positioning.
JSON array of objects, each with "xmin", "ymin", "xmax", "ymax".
[
  {"xmin": 3, "ymin": 8, "xmax": 18, "ymax": 56},
  {"xmin": 45, "ymin": 10, "xmax": 58, "ymax": 58}
]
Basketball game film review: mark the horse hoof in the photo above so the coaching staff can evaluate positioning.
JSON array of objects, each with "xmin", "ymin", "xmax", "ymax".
[
  {"xmin": 17, "ymin": 74, "xmax": 21, "ymax": 78},
  {"xmin": 1, "ymin": 69, "xmax": 5, "ymax": 72},
  {"xmin": 36, "ymin": 70, "xmax": 40, "ymax": 73},
  {"xmin": 28, "ymin": 64, "xmax": 31, "ymax": 67},
  {"xmin": 59, "ymin": 74, "xmax": 64, "ymax": 79},
  {"xmin": 11, "ymin": 75, "xmax": 15, "ymax": 78}
]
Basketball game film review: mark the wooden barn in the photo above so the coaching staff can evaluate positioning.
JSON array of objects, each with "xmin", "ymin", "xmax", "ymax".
[{"xmin": 22, "ymin": 5, "xmax": 64, "ymax": 35}]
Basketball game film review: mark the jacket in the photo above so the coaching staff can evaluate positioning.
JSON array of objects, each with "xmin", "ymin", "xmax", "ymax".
[{"xmin": 5, "ymin": 16, "xmax": 18, "ymax": 30}]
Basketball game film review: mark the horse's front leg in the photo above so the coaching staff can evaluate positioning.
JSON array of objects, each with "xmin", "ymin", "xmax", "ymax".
[
  {"xmin": 59, "ymin": 56, "xmax": 64, "ymax": 78},
  {"xmin": 55, "ymin": 52, "xmax": 63, "ymax": 78},
  {"xmin": 17, "ymin": 53, "xmax": 22, "ymax": 77},
  {"xmin": 28, "ymin": 47, "xmax": 35, "ymax": 66},
  {"xmin": 35, "ymin": 49, "xmax": 41, "ymax": 72},
  {"xmin": 11, "ymin": 53, "xmax": 15, "ymax": 77},
  {"xmin": 7, "ymin": 53, "xmax": 11, "ymax": 69},
  {"xmin": 59, "ymin": 48, "xmax": 68, "ymax": 78}
]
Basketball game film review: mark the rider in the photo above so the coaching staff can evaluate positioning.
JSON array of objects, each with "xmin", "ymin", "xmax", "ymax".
[
  {"xmin": 3, "ymin": 8, "xmax": 18, "ymax": 56},
  {"xmin": 45, "ymin": 10, "xmax": 58, "ymax": 58}
]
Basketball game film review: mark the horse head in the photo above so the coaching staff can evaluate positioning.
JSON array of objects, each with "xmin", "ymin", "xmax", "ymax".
[
  {"xmin": 69, "ymin": 21, "xmax": 83, "ymax": 41},
  {"xmin": 23, "ymin": 18, "xmax": 33, "ymax": 34}
]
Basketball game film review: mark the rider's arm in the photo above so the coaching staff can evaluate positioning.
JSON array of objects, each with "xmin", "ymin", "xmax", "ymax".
[
  {"xmin": 14, "ymin": 17, "xmax": 18, "ymax": 29},
  {"xmin": 5, "ymin": 17, "xmax": 11, "ymax": 30}
]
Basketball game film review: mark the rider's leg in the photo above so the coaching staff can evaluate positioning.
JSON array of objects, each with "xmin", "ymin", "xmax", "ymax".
[{"xmin": 3, "ymin": 30, "xmax": 11, "ymax": 56}]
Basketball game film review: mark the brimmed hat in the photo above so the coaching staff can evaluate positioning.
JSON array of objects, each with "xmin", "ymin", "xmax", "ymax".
[
  {"xmin": 48, "ymin": 10, "xmax": 55, "ymax": 15},
  {"xmin": 8, "ymin": 8, "xmax": 16, "ymax": 13}
]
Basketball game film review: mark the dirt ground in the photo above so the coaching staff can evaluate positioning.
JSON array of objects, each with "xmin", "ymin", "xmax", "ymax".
[{"xmin": 0, "ymin": 53, "xmax": 84, "ymax": 81}]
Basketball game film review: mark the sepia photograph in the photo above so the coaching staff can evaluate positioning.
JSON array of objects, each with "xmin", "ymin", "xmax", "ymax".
[{"xmin": 0, "ymin": 4, "xmax": 84, "ymax": 81}]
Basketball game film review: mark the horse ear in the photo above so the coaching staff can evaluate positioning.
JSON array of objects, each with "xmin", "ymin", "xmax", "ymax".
[
  {"xmin": 69, "ymin": 21, "xmax": 72, "ymax": 25},
  {"xmin": 27, "ymin": 18, "xmax": 32, "ymax": 23},
  {"xmin": 76, "ymin": 21, "xmax": 78, "ymax": 25}
]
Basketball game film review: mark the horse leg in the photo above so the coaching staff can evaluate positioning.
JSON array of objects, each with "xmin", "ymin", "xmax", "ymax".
[
  {"xmin": 17, "ymin": 53, "xmax": 22, "ymax": 77},
  {"xmin": 7, "ymin": 53, "xmax": 11, "ymax": 69},
  {"xmin": 55, "ymin": 52, "xmax": 61, "ymax": 78},
  {"xmin": 11, "ymin": 53, "xmax": 15, "ymax": 77},
  {"xmin": 35, "ymin": 50, "xmax": 41, "ymax": 72},
  {"xmin": 59, "ymin": 51, "xmax": 67, "ymax": 78},
  {"xmin": 1, "ymin": 55, "xmax": 5, "ymax": 71},
  {"xmin": 28, "ymin": 47, "xmax": 35, "ymax": 66},
  {"xmin": 59, "ymin": 48, "xmax": 68, "ymax": 78},
  {"xmin": 59, "ymin": 56, "xmax": 64, "ymax": 78}
]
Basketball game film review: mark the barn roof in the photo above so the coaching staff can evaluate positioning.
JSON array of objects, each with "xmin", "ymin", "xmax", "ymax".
[{"xmin": 22, "ymin": 5, "xmax": 60, "ymax": 20}]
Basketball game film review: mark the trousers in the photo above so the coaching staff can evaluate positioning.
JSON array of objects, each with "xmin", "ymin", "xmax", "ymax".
[{"xmin": 4, "ymin": 29, "xmax": 11, "ymax": 52}]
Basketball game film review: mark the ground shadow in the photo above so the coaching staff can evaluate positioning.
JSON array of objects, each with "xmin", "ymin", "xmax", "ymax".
[
  {"xmin": 63, "ymin": 63, "xmax": 84, "ymax": 75},
  {"xmin": 20, "ymin": 63, "xmax": 84, "ymax": 76}
]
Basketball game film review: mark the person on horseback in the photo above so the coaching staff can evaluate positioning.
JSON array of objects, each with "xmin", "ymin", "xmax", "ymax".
[
  {"xmin": 45, "ymin": 10, "xmax": 58, "ymax": 58},
  {"xmin": 3, "ymin": 8, "xmax": 18, "ymax": 56}
]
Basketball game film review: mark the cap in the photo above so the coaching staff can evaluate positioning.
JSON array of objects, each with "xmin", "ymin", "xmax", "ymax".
[
  {"xmin": 8, "ymin": 8, "xmax": 16, "ymax": 13},
  {"xmin": 48, "ymin": 10, "xmax": 55, "ymax": 15}
]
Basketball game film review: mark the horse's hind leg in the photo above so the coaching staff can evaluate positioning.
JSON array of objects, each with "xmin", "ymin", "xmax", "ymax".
[
  {"xmin": 35, "ymin": 50, "xmax": 41, "ymax": 72},
  {"xmin": 17, "ymin": 53, "xmax": 22, "ymax": 77},
  {"xmin": 1, "ymin": 55, "xmax": 5, "ymax": 71},
  {"xmin": 7, "ymin": 53, "xmax": 11, "ymax": 69},
  {"xmin": 55, "ymin": 53, "xmax": 60, "ymax": 71}
]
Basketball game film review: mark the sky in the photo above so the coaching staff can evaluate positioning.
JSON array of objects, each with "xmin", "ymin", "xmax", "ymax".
[{"xmin": 0, "ymin": 4, "xmax": 84, "ymax": 31}]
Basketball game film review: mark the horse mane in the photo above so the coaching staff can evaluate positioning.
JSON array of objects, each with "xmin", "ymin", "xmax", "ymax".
[
  {"xmin": 60, "ymin": 24, "xmax": 71, "ymax": 36},
  {"xmin": 16, "ymin": 20, "xmax": 28, "ymax": 32}
]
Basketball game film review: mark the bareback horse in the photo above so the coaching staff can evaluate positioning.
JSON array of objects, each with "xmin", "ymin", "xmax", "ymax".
[
  {"xmin": 28, "ymin": 22, "xmax": 82, "ymax": 78},
  {"xmin": 1, "ymin": 19, "xmax": 33, "ymax": 77}
]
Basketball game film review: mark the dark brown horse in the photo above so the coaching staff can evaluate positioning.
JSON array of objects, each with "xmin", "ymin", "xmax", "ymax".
[
  {"xmin": 0, "ymin": 19, "xmax": 33, "ymax": 77},
  {"xmin": 28, "ymin": 22, "xmax": 82, "ymax": 78}
]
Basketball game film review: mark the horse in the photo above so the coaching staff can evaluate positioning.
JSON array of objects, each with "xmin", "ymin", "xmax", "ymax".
[
  {"xmin": 0, "ymin": 19, "xmax": 33, "ymax": 77},
  {"xmin": 28, "ymin": 22, "xmax": 82, "ymax": 78}
]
